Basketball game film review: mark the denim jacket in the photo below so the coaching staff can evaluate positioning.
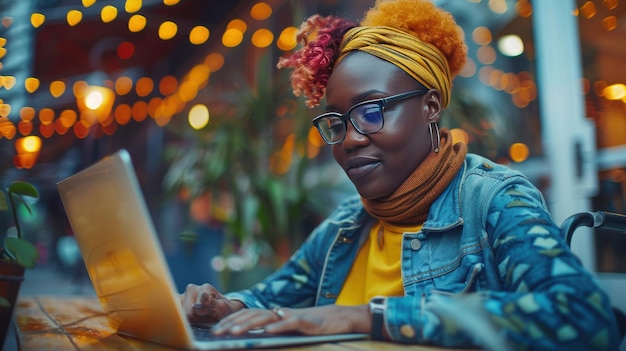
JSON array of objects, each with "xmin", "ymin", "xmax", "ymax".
[{"xmin": 227, "ymin": 154, "xmax": 620, "ymax": 350}]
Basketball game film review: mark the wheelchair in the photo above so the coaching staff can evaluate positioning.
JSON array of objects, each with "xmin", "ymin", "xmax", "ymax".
[{"xmin": 560, "ymin": 211, "xmax": 626, "ymax": 342}]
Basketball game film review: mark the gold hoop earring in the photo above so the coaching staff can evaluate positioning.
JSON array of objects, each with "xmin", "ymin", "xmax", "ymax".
[{"xmin": 429, "ymin": 122, "xmax": 440, "ymax": 153}]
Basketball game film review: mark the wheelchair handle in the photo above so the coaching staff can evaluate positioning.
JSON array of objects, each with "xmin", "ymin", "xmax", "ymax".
[{"xmin": 560, "ymin": 211, "xmax": 626, "ymax": 247}]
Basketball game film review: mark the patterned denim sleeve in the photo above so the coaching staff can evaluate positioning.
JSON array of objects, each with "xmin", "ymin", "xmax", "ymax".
[
  {"xmin": 385, "ymin": 179, "xmax": 621, "ymax": 350},
  {"xmin": 477, "ymin": 181, "xmax": 621, "ymax": 350}
]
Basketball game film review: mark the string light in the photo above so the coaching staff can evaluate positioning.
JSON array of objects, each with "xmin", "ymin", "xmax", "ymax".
[
  {"xmin": 100, "ymin": 5, "xmax": 118, "ymax": 23},
  {"xmin": 250, "ymin": 2, "xmax": 272, "ymax": 20},
  {"xmin": 509, "ymin": 143, "xmax": 529, "ymax": 163},
  {"xmin": 188, "ymin": 104, "xmax": 209, "ymax": 130},
  {"xmin": 1, "ymin": 2, "xmax": 293, "ymax": 152},
  {"xmin": 66, "ymin": 10, "xmax": 82, "ymax": 26},
  {"xmin": 3, "ymin": 0, "xmax": 621, "ymax": 170},
  {"xmin": 158, "ymin": 21, "xmax": 178, "ymax": 40}
]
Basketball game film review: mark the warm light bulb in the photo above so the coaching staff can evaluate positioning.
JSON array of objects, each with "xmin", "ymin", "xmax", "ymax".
[
  {"xmin": 189, "ymin": 26, "xmax": 209, "ymax": 45},
  {"xmin": 101, "ymin": 5, "xmax": 118, "ymax": 23},
  {"xmin": 159, "ymin": 75, "xmax": 178, "ymax": 95},
  {"xmin": 125, "ymin": 0, "xmax": 142, "ymax": 13},
  {"xmin": 67, "ymin": 10, "xmax": 83, "ymax": 26},
  {"xmin": 509, "ymin": 143, "xmax": 530, "ymax": 162},
  {"xmin": 602, "ymin": 16, "xmax": 618, "ymax": 31},
  {"xmin": 222, "ymin": 28, "xmax": 243, "ymax": 48},
  {"xmin": 59, "ymin": 109, "xmax": 78, "ymax": 128},
  {"xmin": 488, "ymin": 0, "xmax": 508, "ymax": 14},
  {"xmin": 50, "ymin": 80, "xmax": 66, "ymax": 98},
  {"xmin": 2, "ymin": 76, "xmax": 15, "ymax": 89},
  {"xmin": 159, "ymin": 21, "xmax": 178, "ymax": 40},
  {"xmin": 22, "ymin": 135, "xmax": 42, "ymax": 153},
  {"xmin": 603, "ymin": 84, "xmax": 626, "ymax": 100},
  {"xmin": 188, "ymin": 104, "xmax": 209, "ymax": 130},
  {"xmin": 472, "ymin": 26, "xmax": 492, "ymax": 46},
  {"xmin": 498, "ymin": 34, "xmax": 524, "ymax": 57},
  {"xmin": 277, "ymin": 27, "xmax": 297, "ymax": 51},
  {"xmin": 85, "ymin": 91, "xmax": 104, "ymax": 110},
  {"xmin": 136, "ymin": 77, "xmax": 154, "ymax": 97},
  {"xmin": 38, "ymin": 108, "xmax": 55, "ymax": 125},
  {"xmin": 20, "ymin": 107, "xmax": 35, "ymax": 121},
  {"xmin": 31, "ymin": 13, "xmax": 45, "ymax": 28},
  {"xmin": 0, "ymin": 103, "xmax": 10, "ymax": 118},
  {"xmin": 128, "ymin": 14, "xmax": 146, "ymax": 32},
  {"xmin": 251, "ymin": 28, "xmax": 273, "ymax": 48},
  {"xmin": 580, "ymin": 1, "xmax": 597, "ymax": 18},
  {"xmin": 115, "ymin": 76, "xmax": 133, "ymax": 95},
  {"xmin": 250, "ymin": 2, "xmax": 272, "ymax": 20}
]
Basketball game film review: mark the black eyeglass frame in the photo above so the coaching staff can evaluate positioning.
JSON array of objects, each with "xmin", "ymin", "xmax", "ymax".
[{"xmin": 312, "ymin": 89, "xmax": 429, "ymax": 145}]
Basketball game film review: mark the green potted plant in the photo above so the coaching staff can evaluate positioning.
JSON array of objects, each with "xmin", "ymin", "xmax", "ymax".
[{"xmin": 0, "ymin": 180, "xmax": 40, "ymax": 345}]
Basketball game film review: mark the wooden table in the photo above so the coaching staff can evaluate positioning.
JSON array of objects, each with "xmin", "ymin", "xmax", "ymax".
[{"xmin": 9, "ymin": 296, "xmax": 457, "ymax": 351}]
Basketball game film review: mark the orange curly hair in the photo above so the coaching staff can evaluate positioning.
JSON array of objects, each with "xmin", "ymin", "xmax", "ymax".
[{"xmin": 360, "ymin": 0, "xmax": 466, "ymax": 77}]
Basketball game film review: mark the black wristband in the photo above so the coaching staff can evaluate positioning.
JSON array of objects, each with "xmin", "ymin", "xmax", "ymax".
[{"xmin": 369, "ymin": 296, "xmax": 386, "ymax": 340}]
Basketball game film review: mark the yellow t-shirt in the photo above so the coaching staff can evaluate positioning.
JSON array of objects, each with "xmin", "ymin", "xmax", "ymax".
[{"xmin": 335, "ymin": 221, "xmax": 423, "ymax": 306}]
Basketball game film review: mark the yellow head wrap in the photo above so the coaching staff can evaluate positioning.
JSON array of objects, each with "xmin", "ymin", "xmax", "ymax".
[{"xmin": 337, "ymin": 26, "xmax": 452, "ymax": 108}]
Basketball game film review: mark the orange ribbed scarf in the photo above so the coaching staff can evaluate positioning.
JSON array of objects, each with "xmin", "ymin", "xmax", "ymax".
[{"xmin": 361, "ymin": 128, "xmax": 467, "ymax": 225}]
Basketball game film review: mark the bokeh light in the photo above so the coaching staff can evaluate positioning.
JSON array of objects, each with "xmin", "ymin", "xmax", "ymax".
[
  {"xmin": 117, "ymin": 41, "xmax": 135, "ymax": 59},
  {"xmin": 498, "ymin": 34, "xmax": 524, "ymax": 57},
  {"xmin": 136, "ymin": 77, "xmax": 154, "ymax": 97},
  {"xmin": 188, "ymin": 104, "xmax": 209, "ymax": 130},
  {"xmin": 189, "ymin": 26, "xmax": 209, "ymax": 45},
  {"xmin": 472, "ymin": 26, "xmax": 492, "ymax": 46},
  {"xmin": 50, "ymin": 80, "xmax": 66, "ymax": 98},
  {"xmin": 30, "ymin": 13, "xmax": 45, "ymax": 28},
  {"xmin": 250, "ymin": 2, "xmax": 272, "ymax": 20},
  {"xmin": 66, "ymin": 10, "xmax": 82, "ymax": 26},
  {"xmin": 509, "ymin": 143, "xmax": 530, "ymax": 162},
  {"xmin": 114, "ymin": 76, "xmax": 132, "ymax": 95},
  {"xmin": 128, "ymin": 14, "xmax": 147, "ymax": 32},
  {"xmin": 251, "ymin": 28, "xmax": 273, "ymax": 48},
  {"xmin": 25, "ymin": 78, "xmax": 40, "ymax": 93},
  {"xmin": 277, "ymin": 26, "xmax": 297, "ymax": 51},
  {"xmin": 125, "ymin": 0, "xmax": 142, "ymax": 13},
  {"xmin": 222, "ymin": 28, "xmax": 244, "ymax": 47},
  {"xmin": 101, "ymin": 5, "xmax": 118, "ymax": 23},
  {"xmin": 159, "ymin": 21, "xmax": 178, "ymax": 40}
]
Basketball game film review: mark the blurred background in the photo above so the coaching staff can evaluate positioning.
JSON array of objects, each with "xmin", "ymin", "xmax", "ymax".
[{"xmin": 0, "ymin": 0, "xmax": 624, "ymax": 313}]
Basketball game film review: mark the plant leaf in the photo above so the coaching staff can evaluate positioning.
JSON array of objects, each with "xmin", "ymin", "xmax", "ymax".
[
  {"xmin": 4, "ymin": 237, "xmax": 39, "ymax": 269},
  {"xmin": 8, "ymin": 181, "xmax": 39, "ymax": 216},
  {"xmin": 8, "ymin": 181, "xmax": 39, "ymax": 199}
]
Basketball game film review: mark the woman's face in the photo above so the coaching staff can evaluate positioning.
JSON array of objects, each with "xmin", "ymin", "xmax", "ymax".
[{"xmin": 325, "ymin": 52, "xmax": 441, "ymax": 200}]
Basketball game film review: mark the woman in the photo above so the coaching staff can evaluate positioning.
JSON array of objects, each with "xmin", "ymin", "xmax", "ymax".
[{"xmin": 181, "ymin": 0, "xmax": 620, "ymax": 349}]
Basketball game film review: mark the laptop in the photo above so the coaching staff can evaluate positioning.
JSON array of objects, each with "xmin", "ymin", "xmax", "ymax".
[{"xmin": 57, "ymin": 149, "xmax": 368, "ymax": 350}]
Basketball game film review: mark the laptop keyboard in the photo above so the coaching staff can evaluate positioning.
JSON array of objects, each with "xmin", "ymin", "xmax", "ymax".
[{"xmin": 191, "ymin": 325, "xmax": 278, "ymax": 341}]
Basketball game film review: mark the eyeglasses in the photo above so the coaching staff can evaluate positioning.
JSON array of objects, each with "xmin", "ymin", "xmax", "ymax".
[{"xmin": 312, "ymin": 89, "xmax": 429, "ymax": 145}]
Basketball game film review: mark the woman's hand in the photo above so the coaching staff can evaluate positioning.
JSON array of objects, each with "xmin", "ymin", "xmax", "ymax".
[
  {"xmin": 212, "ymin": 304, "xmax": 371, "ymax": 336},
  {"xmin": 180, "ymin": 283, "xmax": 245, "ymax": 323}
]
